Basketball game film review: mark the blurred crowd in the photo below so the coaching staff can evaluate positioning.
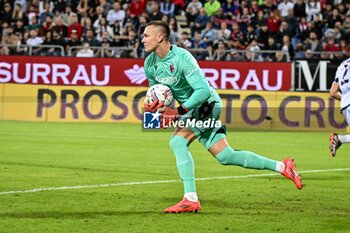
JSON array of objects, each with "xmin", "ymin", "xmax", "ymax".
[{"xmin": 1, "ymin": 0, "xmax": 350, "ymax": 61}]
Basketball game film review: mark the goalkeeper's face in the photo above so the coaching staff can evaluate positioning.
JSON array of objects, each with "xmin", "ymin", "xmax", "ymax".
[{"xmin": 142, "ymin": 25, "xmax": 164, "ymax": 53}]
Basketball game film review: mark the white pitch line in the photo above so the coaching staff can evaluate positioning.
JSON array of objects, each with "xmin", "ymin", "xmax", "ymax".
[{"xmin": 0, "ymin": 168, "xmax": 349, "ymax": 196}]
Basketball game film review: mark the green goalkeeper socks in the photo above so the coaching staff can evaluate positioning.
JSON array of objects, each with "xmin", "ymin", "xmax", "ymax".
[
  {"xmin": 169, "ymin": 135, "xmax": 196, "ymax": 193},
  {"xmin": 215, "ymin": 146, "xmax": 277, "ymax": 171}
]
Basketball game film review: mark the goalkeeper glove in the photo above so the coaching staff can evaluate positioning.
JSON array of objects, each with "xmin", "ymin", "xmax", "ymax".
[{"xmin": 144, "ymin": 99, "xmax": 164, "ymax": 112}]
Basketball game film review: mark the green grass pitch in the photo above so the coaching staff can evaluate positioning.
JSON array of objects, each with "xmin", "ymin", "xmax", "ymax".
[{"xmin": 0, "ymin": 121, "xmax": 349, "ymax": 233}]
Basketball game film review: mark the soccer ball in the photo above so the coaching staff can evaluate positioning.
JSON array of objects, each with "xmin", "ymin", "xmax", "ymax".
[{"xmin": 144, "ymin": 84, "xmax": 173, "ymax": 107}]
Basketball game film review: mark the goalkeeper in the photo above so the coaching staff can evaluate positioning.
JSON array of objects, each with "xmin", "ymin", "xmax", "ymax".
[{"xmin": 142, "ymin": 21, "xmax": 303, "ymax": 213}]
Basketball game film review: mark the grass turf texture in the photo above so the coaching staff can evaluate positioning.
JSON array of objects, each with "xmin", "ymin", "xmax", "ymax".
[{"xmin": 0, "ymin": 121, "xmax": 349, "ymax": 233}]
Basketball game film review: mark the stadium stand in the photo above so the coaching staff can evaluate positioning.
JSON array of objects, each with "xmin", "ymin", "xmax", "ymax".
[{"xmin": 1, "ymin": 0, "xmax": 350, "ymax": 61}]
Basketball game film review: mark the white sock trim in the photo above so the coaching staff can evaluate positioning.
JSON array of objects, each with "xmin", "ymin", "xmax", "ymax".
[
  {"xmin": 275, "ymin": 161, "xmax": 285, "ymax": 173},
  {"xmin": 184, "ymin": 192, "xmax": 198, "ymax": 202}
]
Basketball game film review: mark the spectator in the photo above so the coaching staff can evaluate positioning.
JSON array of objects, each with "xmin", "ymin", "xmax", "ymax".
[
  {"xmin": 26, "ymin": 29, "xmax": 43, "ymax": 54},
  {"xmin": 95, "ymin": 39, "xmax": 115, "ymax": 57},
  {"xmin": 52, "ymin": 16, "xmax": 68, "ymax": 38},
  {"xmin": 63, "ymin": 6, "xmax": 76, "ymax": 26},
  {"xmin": 222, "ymin": 0, "xmax": 238, "ymax": 17},
  {"xmin": 192, "ymin": 31, "xmax": 207, "ymax": 49},
  {"xmin": 12, "ymin": 2, "xmax": 27, "ymax": 25},
  {"xmin": 266, "ymin": 10, "xmax": 280, "ymax": 36},
  {"xmin": 39, "ymin": 2, "xmax": 54, "ymax": 24},
  {"xmin": 278, "ymin": 0, "xmax": 294, "ymax": 18},
  {"xmin": 68, "ymin": 14, "xmax": 83, "ymax": 39},
  {"xmin": 186, "ymin": 0, "xmax": 202, "ymax": 24},
  {"xmin": 204, "ymin": 0, "xmax": 221, "ymax": 17},
  {"xmin": 27, "ymin": 16, "xmax": 41, "ymax": 32},
  {"xmin": 121, "ymin": 29, "xmax": 139, "ymax": 58},
  {"xmin": 178, "ymin": 31, "xmax": 192, "ymax": 49},
  {"xmin": 99, "ymin": 0, "xmax": 111, "ymax": 16},
  {"xmin": 39, "ymin": 0, "xmax": 54, "ymax": 15},
  {"xmin": 213, "ymin": 40, "xmax": 229, "ymax": 60},
  {"xmin": 239, "ymin": 7, "xmax": 250, "ymax": 34},
  {"xmin": 257, "ymin": 23, "xmax": 269, "ymax": 48},
  {"xmin": 76, "ymin": 42, "xmax": 94, "ymax": 57},
  {"xmin": 1, "ymin": 3, "xmax": 12, "ymax": 25},
  {"xmin": 244, "ymin": 24, "xmax": 256, "ymax": 46},
  {"xmin": 217, "ymin": 21, "xmax": 231, "ymax": 43},
  {"xmin": 230, "ymin": 22, "xmax": 243, "ymax": 42},
  {"xmin": 1, "ymin": 27, "xmax": 19, "ymax": 55},
  {"xmin": 248, "ymin": 0, "xmax": 260, "ymax": 22},
  {"xmin": 94, "ymin": 17, "xmax": 113, "ymax": 42},
  {"xmin": 173, "ymin": 0, "xmax": 185, "ymax": 15},
  {"xmin": 201, "ymin": 21, "xmax": 218, "ymax": 44},
  {"xmin": 93, "ymin": 6, "xmax": 105, "ymax": 25},
  {"xmin": 305, "ymin": 31, "xmax": 323, "ymax": 57},
  {"xmin": 325, "ymin": 8, "xmax": 343, "ymax": 29},
  {"xmin": 39, "ymin": 14, "xmax": 54, "ymax": 37},
  {"xmin": 39, "ymin": 31, "xmax": 54, "ymax": 55},
  {"xmin": 229, "ymin": 49, "xmax": 245, "ymax": 61},
  {"xmin": 264, "ymin": 36, "xmax": 278, "ymax": 61},
  {"xmin": 293, "ymin": 0, "xmax": 306, "ymax": 20},
  {"xmin": 26, "ymin": 5, "xmax": 39, "ymax": 25},
  {"xmin": 107, "ymin": 2, "xmax": 125, "ymax": 27},
  {"xmin": 255, "ymin": 10, "xmax": 267, "ymax": 28},
  {"xmin": 323, "ymin": 37, "xmax": 340, "ymax": 58},
  {"xmin": 53, "ymin": 0, "xmax": 66, "ymax": 13},
  {"xmin": 148, "ymin": 1, "xmax": 163, "ymax": 21},
  {"xmin": 343, "ymin": 15, "xmax": 350, "ymax": 32},
  {"xmin": 13, "ymin": 19, "xmax": 25, "ymax": 35},
  {"xmin": 129, "ymin": 0, "xmax": 145, "ymax": 17},
  {"xmin": 281, "ymin": 35, "xmax": 294, "ymax": 61},
  {"xmin": 305, "ymin": 0, "xmax": 321, "ymax": 21},
  {"xmin": 82, "ymin": 17, "xmax": 93, "ymax": 36},
  {"xmin": 160, "ymin": 0, "xmax": 175, "ymax": 17},
  {"xmin": 77, "ymin": 0, "xmax": 90, "ymax": 18},
  {"xmin": 272, "ymin": 51, "xmax": 287, "ymax": 62},
  {"xmin": 260, "ymin": 0, "xmax": 277, "ymax": 17},
  {"xmin": 274, "ymin": 21, "xmax": 290, "ymax": 48},
  {"xmin": 161, "ymin": 14, "xmax": 170, "ymax": 24},
  {"xmin": 82, "ymin": 27, "xmax": 100, "ymax": 47},
  {"xmin": 191, "ymin": 8, "xmax": 209, "ymax": 35},
  {"xmin": 285, "ymin": 9, "xmax": 298, "ymax": 39},
  {"xmin": 66, "ymin": 29, "xmax": 82, "ymax": 55},
  {"xmin": 14, "ymin": 0, "xmax": 26, "ymax": 13},
  {"xmin": 246, "ymin": 39, "xmax": 262, "ymax": 61},
  {"xmin": 296, "ymin": 16, "xmax": 309, "ymax": 42},
  {"xmin": 50, "ymin": 29, "xmax": 66, "ymax": 56},
  {"xmin": 169, "ymin": 17, "xmax": 182, "ymax": 44}
]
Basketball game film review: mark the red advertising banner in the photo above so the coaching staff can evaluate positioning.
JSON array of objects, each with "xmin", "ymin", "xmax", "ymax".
[{"xmin": 0, "ymin": 56, "xmax": 292, "ymax": 90}]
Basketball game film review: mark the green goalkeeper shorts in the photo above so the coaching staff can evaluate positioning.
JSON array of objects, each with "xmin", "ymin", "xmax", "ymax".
[{"xmin": 178, "ymin": 98, "xmax": 227, "ymax": 150}]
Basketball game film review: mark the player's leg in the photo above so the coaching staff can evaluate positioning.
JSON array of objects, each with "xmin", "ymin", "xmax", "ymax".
[
  {"xmin": 165, "ymin": 126, "xmax": 201, "ymax": 213},
  {"xmin": 207, "ymin": 134, "xmax": 303, "ymax": 190},
  {"xmin": 330, "ymin": 107, "xmax": 350, "ymax": 157}
]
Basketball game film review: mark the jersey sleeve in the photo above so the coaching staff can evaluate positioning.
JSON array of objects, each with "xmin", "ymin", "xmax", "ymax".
[
  {"xmin": 180, "ymin": 51, "xmax": 210, "ymax": 110},
  {"xmin": 334, "ymin": 63, "xmax": 347, "ymax": 84}
]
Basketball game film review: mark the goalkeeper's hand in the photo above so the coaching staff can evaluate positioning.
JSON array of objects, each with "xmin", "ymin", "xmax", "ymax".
[
  {"xmin": 160, "ymin": 107, "xmax": 181, "ymax": 128},
  {"xmin": 144, "ymin": 99, "xmax": 164, "ymax": 112}
]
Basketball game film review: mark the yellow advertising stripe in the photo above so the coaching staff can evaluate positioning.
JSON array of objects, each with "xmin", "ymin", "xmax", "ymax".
[{"xmin": 0, "ymin": 84, "xmax": 345, "ymax": 131}]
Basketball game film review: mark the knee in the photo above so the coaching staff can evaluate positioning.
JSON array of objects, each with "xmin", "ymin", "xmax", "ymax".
[
  {"xmin": 169, "ymin": 135, "xmax": 189, "ymax": 151},
  {"xmin": 214, "ymin": 147, "xmax": 234, "ymax": 165},
  {"xmin": 215, "ymin": 154, "xmax": 230, "ymax": 165}
]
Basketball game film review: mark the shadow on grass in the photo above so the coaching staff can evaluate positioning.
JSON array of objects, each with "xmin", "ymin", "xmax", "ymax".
[{"xmin": 0, "ymin": 210, "xmax": 163, "ymax": 219}]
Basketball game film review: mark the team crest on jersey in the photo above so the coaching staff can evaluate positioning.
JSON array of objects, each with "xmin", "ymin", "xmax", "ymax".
[{"xmin": 169, "ymin": 63, "xmax": 175, "ymax": 73}]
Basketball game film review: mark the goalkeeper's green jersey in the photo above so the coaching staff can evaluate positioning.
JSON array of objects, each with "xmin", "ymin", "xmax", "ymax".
[{"xmin": 144, "ymin": 45, "xmax": 220, "ymax": 110}]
